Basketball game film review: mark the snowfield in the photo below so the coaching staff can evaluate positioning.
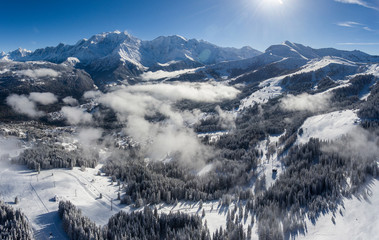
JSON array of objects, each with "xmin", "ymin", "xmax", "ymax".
[
  {"xmin": 239, "ymin": 76, "xmax": 283, "ymax": 109},
  {"xmin": 296, "ymin": 110, "xmax": 360, "ymax": 145},
  {"xmin": 298, "ymin": 179, "xmax": 379, "ymax": 240},
  {"xmin": 239, "ymin": 56, "xmax": 360, "ymax": 110},
  {"xmin": 140, "ymin": 68, "xmax": 199, "ymax": 81}
]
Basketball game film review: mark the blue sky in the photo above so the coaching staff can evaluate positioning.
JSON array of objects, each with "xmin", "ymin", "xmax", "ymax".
[{"xmin": 0, "ymin": 0, "xmax": 378, "ymax": 54}]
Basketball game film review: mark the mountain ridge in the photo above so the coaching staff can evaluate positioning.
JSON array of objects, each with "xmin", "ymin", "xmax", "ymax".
[{"xmin": 1, "ymin": 31, "xmax": 379, "ymax": 87}]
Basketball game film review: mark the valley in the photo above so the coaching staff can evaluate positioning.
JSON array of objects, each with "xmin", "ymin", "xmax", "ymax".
[{"xmin": 0, "ymin": 31, "xmax": 378, "ymax": 240}]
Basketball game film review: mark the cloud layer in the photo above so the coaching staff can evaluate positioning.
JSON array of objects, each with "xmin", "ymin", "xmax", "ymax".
[
  {"xmin": 17, "ymin": 68, "xmax": 59, "ymax": 78},
  {"xmin": 6, "ymin": 94, "xmax": 44, "ymax": 117},
  {"xmin": 62, "ymin": 96, "xmax": 79, "ymax": 106},
  {"xmin": 322, "ymin": 127, "xmax": 379, "ymax": 163},
  {"xmin": 29, "ymin": 92, "xmax": 58, "ymax": 105},
  {"xmin": 61, "ymin": 106, "xmax": 93, "ymax": 125},
  {"xmin": 90, "ymin": 82, "xmax": 239, "ymax": 166},
  {"xmin": 280, "ymin": 92, "xmax": 332, "ymax": 112},
  {"xmin": 125, "ymin": 82, "xmax": 240, "ymax": 102}
]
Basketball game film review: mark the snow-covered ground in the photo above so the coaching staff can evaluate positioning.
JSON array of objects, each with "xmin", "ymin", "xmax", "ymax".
[
  {"xmin": 156, "ymin": 200, "xmax": 257, "ymax": 239},
  {"xmin": 0, "ymin": 143, "xmax": 122, "ymax": 239},
  {"xmin": 239, "ymin": 56, "xmax": 359, "ymax": 110},
  {"xmin": 239, "ymin": 76, "xmax": 283, "ymax": 109},
  {"xmin": 197, "ymin": 130, "xmax": 229, "ymax": 143},
  {"xmin": 255, "ymin": 131, "xmax": 286, "ymax": 188},
  {"xmin": 298, "ymin": 179, "xmax": 379, "ymax": 240},
  {"xmin": 140, "ymin": 67, "xmax": 199, "ymax": 81},
  {"xmin": 296, "ymin": 110, "xmax": 360, "ymax": 145}
]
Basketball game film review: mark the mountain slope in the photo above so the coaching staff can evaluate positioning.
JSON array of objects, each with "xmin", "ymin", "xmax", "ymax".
[
  {"xmin": 3, "ymin": 31, "xmax": 261, "ymax": 86},
  {"xmin": 267, "ymin": 41, "xmax": 379, "ymax": 63}
]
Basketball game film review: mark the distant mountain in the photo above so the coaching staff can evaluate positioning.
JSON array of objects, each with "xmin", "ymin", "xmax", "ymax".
[
  {"xmin": 0, "ymin": 61, "xmax": 95, "ymax": 105},
  {"xmin": 266, "ymin": 41, "xmax": 379, "ymax": 63},
  {"xmin": 2, "ymin": 31, "xmax": 261, "ymax": 86},
  {"xmin": 1, "ymin": 32, "xmax": 378, "ymax": 90}
]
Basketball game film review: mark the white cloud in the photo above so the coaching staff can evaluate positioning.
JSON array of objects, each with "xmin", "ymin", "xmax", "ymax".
[
  {"xmin": 322, "ymin": 127, "xmax": 379, "ymax": 163},
  {"xmin": 17, "ymin": 68, "xmax": 59, "ymax": 78},
  {"xmin": 336, "ymin": 21, "xmax": 362, "ymax": 27},
  {"xmin": 62, "ymin": 96, "xmax": 79, "ymax": 106},
  {"xmin": 61, "ymin": 106, "xmax": 93, "ymax": 125},
  {"xmin": 215, "ymin": 105, "xmax": 236, "ymax": 129},
  {"xmin": 363, "ymin": 26, "xmax": 374, "ymax": 31},
  {"xmin": 280, "ymin": 92, "xmax": 332, "ymax": 112},
  {"xmin": 336, "ymin": 21, "xmax": 375, "ymax": 31},
  {"xmin": 126, "ymin": 82, "xmax": 240, "ymax": 103},
  {"xmin": 77, "ymin": 128, "xmax": 102, "ymax": 147},
  {"xmin": 83, "ymin": 90, "xmax": 103, "ymax": 99},
  {"xmin": 96, "ymin": 82, "xmax": 239, "ymax": 166},
  {"xmin": 28, "ymin": 92, "xmax": 58, "ymax": 105},
  {"xmin": 334, "ymin": 0, "xmax": 379, "ymax": 10},
  {"xmin": 6, "ymin": 94, "xmax": 44, "ymax": 118}
]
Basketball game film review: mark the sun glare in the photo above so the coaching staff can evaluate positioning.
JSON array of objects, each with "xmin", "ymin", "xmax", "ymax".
[
  {"xmin": 255, "ymin": 0, "xmax": 286, "ymax": 15},
  {"xmin": 265, "ymin": 0, "xmax": 284, "ymax": 6}
]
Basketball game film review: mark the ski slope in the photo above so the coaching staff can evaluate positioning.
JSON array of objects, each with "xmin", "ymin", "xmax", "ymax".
[{"xmin": 0, "ymin": 155, "xmax": 121, "ymax": 239}]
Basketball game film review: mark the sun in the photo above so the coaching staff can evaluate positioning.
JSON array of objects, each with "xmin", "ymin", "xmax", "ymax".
[
  {"xmin": 258, "ymin": 0, "xmax": 285, "ymax": 12},
  {"xmin": 265, "ymin": 0, "xmax": 284, "ymax": 6}
]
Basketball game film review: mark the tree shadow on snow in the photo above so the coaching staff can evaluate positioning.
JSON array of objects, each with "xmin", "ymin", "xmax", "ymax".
[{"xmin": 34, "ymin": 211, "xmax": 68, "ymax": 240}]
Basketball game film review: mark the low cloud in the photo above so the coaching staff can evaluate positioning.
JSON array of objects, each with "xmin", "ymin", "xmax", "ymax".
[
  {"xmin": 77, "ymin": 128, "xmax": 102, "ymax": 148},
  {"xmin": 62, "ymin": 96, "xmax": 79, "ymax": 106},
  {"xmin": 125, "ymin": 82, "xmax": 240, "ymax": 102},
  {"xmin": 322, "ymin": 127, "xmax": 379, "ymax": 163},
  {"xmin": 215, "ymin": 105, "xmax": 236, "ymax": 129},
  {"xmin": 280, "ymin": 92, "xmax": 332, "ymax": 112},
  {"xmin": 0, "ymin": 137, "xmax": 22, "ymax": 159},
  {"xmin": 29, "ymin": 92, "xmax": 58, "ymax": 105},
  {"xmin": 6, "ymin": 94, "xmax": 44, "ymax": 118},
  {"xmin": 96, "ymin": 82, "xmax": 239, "ymax": 166},
  {"xmin": 83, "ymin": 90, "xmax": 103, "ymax": 99},
  {"xmin": 17, "ymin": 68, "xmax": 59, "ymax": 78},
  {"xmin": 61, "ymin": 106, "xmax": 93, "ymax": 125}
]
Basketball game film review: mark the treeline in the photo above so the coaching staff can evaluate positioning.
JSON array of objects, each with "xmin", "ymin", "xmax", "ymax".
[
  {"xmin": 102, "ymin": 155, "xmax": 254, "ymax": 205},
  {"xmin": 359, "ymin": 75, "xmax": 379, "ymax": 120},
  {"xmin": 13, "ymin": 143, "xmax": 99, "ymax": 170},
  {"xmin": 331, "ymin": 74, "xmax": 375, "ymax": 108},
  {"xmin": 58, "ymin": 200, "xmax": 211, "ymax": 240},
  {"xmin": 249, "ymin": 137, "xmax": 378, "ymax": 239},
  {"xmin": 0, "ymin": 200, "xmax": 33, "ymax": 240}
]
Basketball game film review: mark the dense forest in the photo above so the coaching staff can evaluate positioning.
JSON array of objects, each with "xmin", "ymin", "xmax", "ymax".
[
  {"xmin": 0, "ymin": 200, "xmax": 34, "ymax": 240},
  {"xmin": 59, "ymin": 200, "xmax": 212, "ymax": 240},
  {"xmin": 13, "ymin": 143, "xmax": 99, "ymax": 170},
  {"xmin": 251, "ymin": 137, "xmax": 378, "ymax": 239}
]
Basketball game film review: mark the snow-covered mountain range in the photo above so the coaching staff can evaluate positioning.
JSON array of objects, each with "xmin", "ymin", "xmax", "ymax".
[
  {"xmin": 2, "ymin": 31, "xmax": 378, "ymax": 88},
  {"xmin": 1, "ymin": 31, "xmax": 379, "ymax": 240},
  {"xmin": 1, "ymin": 31, "xmax": 260, "ymax": 84}
]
